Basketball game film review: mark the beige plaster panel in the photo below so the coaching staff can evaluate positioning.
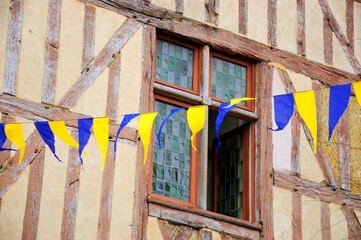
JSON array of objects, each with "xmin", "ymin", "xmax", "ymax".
[
  {"xmin": 37, "ymin": 139, "xmax": 69, "ymax": 240},
  {"xmin": 287, "ymin": 69, "xmax": 312, "ymax": 92},
  {"xmin": 333, "ymin": 35, "xmax": 355, "ymax": 74},
  {"xmin": 0, "ymin": 0, "xmax": 10, "ymax": 93},
  {"xmin": 109, "ymin": 142, "xmax": 137, "ymax": 240},
  {"xmin": 354, "ymin": 210, "xmax": 361, "ymax": 226},
  {"xmin": 305, "ymin": 0, "xmax": 324, "ymax": 64},
  {"xmin": 302, "ymin": 196, "xmax": 321, "ymax": 240},
  {"xmin": 329, "ymin": 203, "xmax": 348, "ymax": 240},
  {"xmin": 74, "ymin": 136, "xmax": 103, "ymax": 240},
  {"xmin": 55, "ymin": 0, "xmax": 84, "ymax": 104},
  {"xmin": 273, "ymin": 187, "xmax": 292, "ymax": 240},
  {"xmin": 277, "ymin": 0, "xmax": 297, "ymax": 54},
  {"xmin": 0, "ymin": 166, "xmax": 29, "ymax": 240},
  {"xmin": 94, "ymin": 8, "xmax": 126, "ymax": 57},
  {"xmin": 218, "ymin": 0, "xmax": 239, "ymax": 34},
  {"xmin": 151, "ymin": 0, "xmax": 176, "ymax": 11},
  {"xmin": 17, "ymin": 0, "xmax": 48, "ymax": 103},
  {"xmin": 272, "ymin": 69, "xmax": 292, "ymax": 172},
  {"xmin": 212, "ymin": 231, "xmax": 221, "ymax": 240},
  {"xmin": 348, "ymin": 97, "xmax": 361, "ymax": 194},
  {"xmin": 146, "ymin": 216, "xmax": 163, "ymax": 239},
  {"xmin": 355, "ymin": 3, "xmax": 361, "ymax": 64},
  {"xmin": 183, "ymin": 0, "xmax": 204, "ymax": 23},
  {"xmin": 247, "ymin": 0, "xmax": 268, "ymax": 45}
]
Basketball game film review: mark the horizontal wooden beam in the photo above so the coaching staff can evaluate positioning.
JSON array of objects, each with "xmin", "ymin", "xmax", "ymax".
[
  {"xmin": 0, "ymin": 94, "xmax": 136, "ymax": 143},
  {"xmin": 274, "ymin": 170, "xmax": 361, "ymax": 211},
  {"xmin": 80, "ymin": 0, "xmax": 361, "ymax": 87}
]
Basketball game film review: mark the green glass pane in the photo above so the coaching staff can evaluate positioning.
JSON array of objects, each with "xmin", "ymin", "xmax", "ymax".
[
  {"xmin": 216, "ymin": 72, "xmax": 223, "ymax": 87},
  {"xmin": 157, "ymin": 164, "xmax": 164, "ymax": 180},
  {"xmin": 235, "ymin": 65, "xmax": 241, "ymax": 78},
  {"xmin": 166, "ymin": 119, "xmax": 172, "ymax": 134},
  {"xmin": 173, "ymin": 111, "xmax": 180, "ymax": 121},
  {"xmin": 187, "ymin": 77, "xmax": 192, "ymax": 89},
  {"xmin": 170, "ymin": 184, "xmax": 177, "ymax": 198},
  {"xmin": 172, "ymin": 168, "xmax": 178, "ymax": 183},
  {"xmin": 164, "ymin": 182, "xmax": 171, "ymax": 197},
  {"xmin": 153, "ymin": 163, "xmax": 157, "ymax": 179},
  {"xmin": 153, "ymin": 148, "xmax": 158, "ymax": 163},
  {"xmin": 179, "ymin": 122, "xmax": 186, "ymax": 138},
  {"xmin": 174, "ymin": 73, "xmax": 180, "ymax": 86},
  {"xmin": 178, "ymin": 186, "xmax": 184, "ymax": 200},
  {"xmin": 172, "ymin": 136, "xmax": 179, "ymax": 152},
  {"xmin": 176, "ymin": 46, "xmax": 182, "ymax": 58},
  {"xmin": 168, "ymin": 56, "xmax": 175, "ymax": 71},
  {"xmin": 161, "ymin": 69, "xmax": 168, "ymax": 82},
  {"xmin": 179, "ymin": 154, "xmax": 185, "ymax": 169},
  {"xmin": 223, "ymin": 61, "xmax": 229, "ymax": 73},
  {"xmin": 156, "ymin": 53, "xmax": 162, "ymax": 68},
  {"xmin": 152, "ymin": 179, "xmax": 156, "ymax": 193},
  {"xmin": 223, "ymin": 75, "xmax": 229, "ymax": 88},
  {"xmin": 186, "ymin": 140, "xmax": 191, "ymax": 156},
  {"xmin": 166, "ymin": 150, "xmax": 172, "ymax": 165}
]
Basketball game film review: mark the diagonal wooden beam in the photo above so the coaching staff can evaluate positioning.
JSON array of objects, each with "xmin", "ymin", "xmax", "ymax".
[
  {"xmin": 318, "ymin": 0, "xmax": 361, "ymax": 74},
  {"xmin": 205, "ymin": 0, "xmax": 219, "ymax": 25},
  {"xmin": 58, "ymin": 18, "xmax": 140, "ymax": 108},
  {"xmin": 81, "ymin": 4, "xmax": 96, "ymax": 72},
  {"xmin": 157, "ymin": 219, "xmax": 172, "ymax": 240},
  {"xmin": 342, "ymin": 207, "xmax": 361, "ymax": 240}
]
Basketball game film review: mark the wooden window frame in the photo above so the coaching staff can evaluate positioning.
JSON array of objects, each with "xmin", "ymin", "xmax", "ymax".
[
  {"xmin": 155, "ymin": 34, "xmax": 201, "ymax": 95},
  {"xmin": 147, "ymin": 94, "xmax": 199, "ymax": 208},
  {"xmin": 209, "ymin": 52, "xmax": 256, "ymax": 112}
]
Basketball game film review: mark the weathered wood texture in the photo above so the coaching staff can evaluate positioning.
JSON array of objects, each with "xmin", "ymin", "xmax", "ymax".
[
  {"xmin": 21, "ymin": 148, "xmax": 45, "ymax": 240},
  {"xmin": 59, "ymin": 19, "xmax": 140, "ymax": 108},
  {"xmin": 239, "ymin": 0, "xmax": 247, "ymax": 34},
  {"xmin": 149, "ymin": 203, "xmax": 260, "ymax": 239},
  {"xmin": 175, "ymin": 0, "xmax": 184, "ymax": 14},
  {"xmin": 342, "ymin": 207, "xmax": 361, "ymax": 239},
  {"xmin": 339, "ymin": 109, "xmax": 351, "ymax": 191},
  {"xmin": 61, "ymin": 133, "xmax": 81, "ymax": 240},
  {"xmin": 41, "ymin": 0, "xmax": 62, "ymax": 104},
  {"xmin": 297, "ymin": 0, "xmax": 305, "ymax": 56},
  {"xmin": 0, "ymin": 114, "xmax": 16, "ymax": 168},
  {"xmin": 80, "ymin": 0, "xmax": 361, "ymax": 86},
  {"xmin": 318, "ymin": 0, "xmax": 361, "ymax": 74},
  {"xmin": 323, "ymin": 14, "xmax": 333, "ymax": 65},
  {"xmin": 256, "ymin": 63, "xmax": 273, "ymax": 238},
  {"xmin": 81, "ymin": 4, "xmax": 96, "ymax": 72},
  {"xmin": 174, "ymin": 225, "xmax": 193, "ymax": 239},
  {"xmin": 346, "ymin": 0, "xmax": 354, "ymax": 51},
  {"xmin": 274, "ymin": 170, "xmax": 361, "ymax": 211},
  {"xmin": 292, "ymin": 193, "xmax": 302, "ymax": 240},
  {"xmin": 131, "ymin": 24, "xmax": 156, "ymax": 240},
  {"xmin": 268, "ymin": 0, "xmax": 277, "ymax": 46},
  {"xmin": 320, "ymin": 201, "xmax": 331, "ymax": 240},
  {"xmin": 205, "ymin": 0, "xmax": 219, "ymax": 25},
  {"xmin": 3, "ymin": 0, "xmax": 24, "ymax": 95},
  {"xmin": 157, "ymin": 219, "xmax": 172, "ymax": 240},
  {"xmin": 199, "ymin": 229, "xmax": 212, "ymax": 240},
  {"xmin": 106, "ymin": 56, "xmax": 120, "ymax": 121}
]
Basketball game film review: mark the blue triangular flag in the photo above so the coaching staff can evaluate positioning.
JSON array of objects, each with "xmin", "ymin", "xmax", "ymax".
[
  {"xmin": 215, "ymin": 102, "xmax": 236, "ymax": 152},
  {"xmin": 35, "ymin": 121, "xmax": 61, "ymax": 162},
  {"xmin": 78, "ymin": 118, "xmax": 93, "ymax": 165},
  {"xmin": 270, "ymin": 93, "xmax": 294, "ymax": 131}
]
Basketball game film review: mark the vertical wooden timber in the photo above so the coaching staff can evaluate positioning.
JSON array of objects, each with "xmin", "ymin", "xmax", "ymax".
[
  {"xmin": 342, "ymin": 207, "xmax": 361, "ymax": 239},
  {"xmin": 239, "ymin": 0, "xmax": 247, "ymax": 35},
  {"xmin": 3, "ymin": 0, "xmax": 24, "ymax": 96},
  {"xmin": 292, "ymin": 193, "xmax": 302, "ymax": 240},
  {"xmin": 157, "ymin": 219, "xmax": 172, "ymax": 240},
  {"xmin": 205, "ymin": 0, "xmax": 219, "ymax": 25},
  {"xmin": 0, "ymin": 114, "xmax": 15, "ymax": 168},
  {"xmin": 257, "ymin": 63, "xmax": 273, "ymax": 239},
  {"xmin": 41, "ymin": 0, "xmax": 62, "ymax": 104},
  {"xmin": 175, "ymin": 0, "xmax": 184, "ymax": 14},
  {"xmin": 61, "ymin": 132, "xmax": 81, "ymax": 240},
  {"xmin": 297, "ymin": 0, "xmax": 306, "ymax": 56},
  {"xmin": 346, "ymin": 0, "xmax": 354, "ymax": 51},
  {"xmin": 320, "ymin": 201, "xmax": 331, "ymax": 240},
  {"xmin": 21, "ymin": 148, "xmax": 45, "ymax": 240},
  {"xmin": 81, "ymin": 4, "xmax": 96, "ymax": 72},
  {"xmin": 267, "ymin": 0, "xmax": 277, "ymax": 46},
  {"xmin": 97, "ymin": 56, "xmax": 120, "ymax": 240},
  {"xmin": 323, "ymin": 15, "xmax": 333, "ymax": 65},
  {"xmin": 318, "ymin": 0, "xmax": 361, "ymax": 74},
  {"xmin": 132, "ymin": 24, "xmax": 156, "ymax": 240},
  {"xmin": 339, "ymin": 109, "xmax": 350, "ymax": 191},
  {"xmin": 199, "ymin": 229, "xmax": 213, "ymax": 240}
]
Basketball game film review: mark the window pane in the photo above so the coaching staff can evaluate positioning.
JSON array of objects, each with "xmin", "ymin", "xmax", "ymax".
[
  {"xmin": 211, "ymin": 57, "xmax": 247, "ymax": 104},
  {"xmin": 152, "ymin": 100, "xmax": 192, "ymax": 202},
  {"xmin": 156, "ymin": 39, "xmax": 194, "ymax": 90}
]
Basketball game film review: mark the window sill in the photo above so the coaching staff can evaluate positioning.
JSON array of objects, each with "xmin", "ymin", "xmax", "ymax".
[{"xmin": 147, "ymin": 199, "xmax": 262, "ymax": 240}]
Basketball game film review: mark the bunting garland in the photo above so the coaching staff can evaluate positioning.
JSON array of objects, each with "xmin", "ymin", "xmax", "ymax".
[{"xmin": 1, "ymin": 81, "xmax": 360, "ymax": 170}]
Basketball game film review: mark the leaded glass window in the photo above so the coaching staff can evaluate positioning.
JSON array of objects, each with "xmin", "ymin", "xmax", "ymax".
[
  {"xmin": 211, "ymin": 57, "xmax": 247, "ymax": 104},
  {"xmin": 152, "ymin": 100, "xmax": 192, "ymax": 202},
  {"xmin": 156, "ymin": 39, "xmax": 194, "ymax": 90}
]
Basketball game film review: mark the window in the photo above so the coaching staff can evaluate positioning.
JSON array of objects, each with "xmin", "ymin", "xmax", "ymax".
[{"xmin": 148, "ymin": 34, "xmax": 256, "ymax": 223}]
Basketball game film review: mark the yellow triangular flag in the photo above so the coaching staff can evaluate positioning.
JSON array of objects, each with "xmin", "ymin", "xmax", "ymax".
[
  {"xmin": 294, "ymin": 91, "xmax": 318, "ymax": 153},
  {"xmin": 187, "ymin": 105, "xmax": 206, "ymax": 151},
  {"xmin": 5, "ymin": 123, "xmax": 26, "ymax": 164},
  {"xmin": 138, "ymin": 112, "xmax": 158, "ymax": 164},
  {"xmin": 353, "ymin": 82, "xmax": 361, "ymax": 107},
  {"xmin": 225, "ymin": 97, "xmax": 256, "ymax": 108},
  {"xmin": 93, "ymin": 117, "xmax": 109, "ymax": 171}
]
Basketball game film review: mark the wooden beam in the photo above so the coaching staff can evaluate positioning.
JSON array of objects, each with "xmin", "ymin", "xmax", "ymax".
[
  {"xmin": 274, "ymin": 170, "xmax": 361, "ymax": 211},
  {"xmin": 21, "ymin": 147, "xmax": 45, "ymax": 240},
  {"xmin": 81, "ymin": 4, "xmax": 96, "ymax": 72},
  {"xmin": 297, "ymin": 0, "xmax": 305, "ymax": 56},
  {"xmin": 257, "ymin": 63, "xmax": 274, "ymax": 239},
  {"xmin": 339, "ymin": 109, "xmax": 351, "ymax": 191},
  {"xmin": 41, "ymin": 0, "xmax": 62, "ymax": 104},
  {"xmin": 149, "ymin": 203, "xmax": 260, "ymax": 239},
  {"xmin": 61, "ymin": 132, "xmax": 81, "ymax": 240},
  {"xmin": 342, "ymin": 207, "xmax": 361, "ymax": 239},
  {"xmin": 318, "ymin": 0, "xmax": 361, "ymax": 74},
  {"xmin": 80, "ymin": 0, "xmax": 361, "ymax": 86},
  {"xmin": 346, "ymin": 0, "xmax": 354, "ymax": 51},
  {"xmin": 323, "ymin": 14, "xmax": 333, "ymax": 65},
  {"xmin": 0, "ymin": 114, "xmax": 16, "ymax": 168},
  {"xmin": 175, "ymin": 0, "xmax": 184, "ymax": 14},
  {"xmin": 199, "ymin": 229, "xmax": 212, "ymax": 239},
  {"xmin": 157, "ymin": 219, "xmax": 172, "ymax": 240},
  {"xmin": 292, "ymin": 193, "xmax": 302, "ymax": 240},
  {"xmin": 131, "ymin": 24, "xmax": 156, "ymax": 240},
  {"xmin": 3, "ymin": 0, "xmax": 23, "ymax": 96},
  {"xmin": 320, "ymin": 201, "xmax": 331, "ymax": 240},
  {"xmin": 205, "ymin": 0, "xmax": 219, "ymax": 25},
  {"xmin": 239, "ymin": 0, "xmax": 247, "ymax": 35},
  {"xmin": 58, "ymin": 18, "xmax": 141, "ymax": 108},
  {"xmin": 267, "ymin": 0, "xmax": 277, "ymax": 46},
  {"xmin": 174, "ymin": 225, "xmax": 193, "ymax": 239},
  {"xmin": 106, "ymin": 56, "xmax": 120, "ymax": 121}
]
